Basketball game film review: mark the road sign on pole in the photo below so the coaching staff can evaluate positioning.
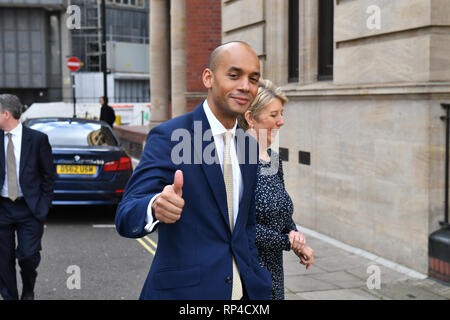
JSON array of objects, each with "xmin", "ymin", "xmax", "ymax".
[
  {"xmin": 66, "ymin": 57, "xmax": 82, "ymax": 118},
  {"xmin": 67, "ymin": 57, "xmax": 82, "ymax": 72}
]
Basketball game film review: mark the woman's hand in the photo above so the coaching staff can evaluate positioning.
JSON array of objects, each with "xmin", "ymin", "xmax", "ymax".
[
  {"xmin": 295, "ymin": 245, "xmax": 314, "ymax": 270},
  {"xmin": 288, "ymin": 230, "xmax": 306, "ymax": 253}
]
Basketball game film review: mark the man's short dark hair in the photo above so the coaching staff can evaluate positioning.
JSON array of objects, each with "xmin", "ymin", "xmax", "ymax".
[{"xmin": 0, "ymin": 94, "xmax": 23, "ymax": 119}]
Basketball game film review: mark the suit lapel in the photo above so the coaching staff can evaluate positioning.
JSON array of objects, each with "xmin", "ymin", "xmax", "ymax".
[
  {"xmin": 20, "ymin": 126, "xmax": 32, "ymax": 177},
  {"xmin": 191, "ymin": 105, "xmax": 231, "ymax": 231}
]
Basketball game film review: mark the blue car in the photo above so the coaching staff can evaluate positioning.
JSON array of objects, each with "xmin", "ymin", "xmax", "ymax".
[{"xmin": 23, "ymin": 118, "xmax": 133, "ymax": 206}]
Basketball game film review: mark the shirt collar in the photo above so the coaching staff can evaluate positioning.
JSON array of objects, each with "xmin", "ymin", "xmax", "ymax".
[
  {"xmin": 202, "ymin": 100, "xmax": 237, "ymax": 138},
  {"xmin": 5, "ymin": 122, "xmax": 22, "ymax": 137}
]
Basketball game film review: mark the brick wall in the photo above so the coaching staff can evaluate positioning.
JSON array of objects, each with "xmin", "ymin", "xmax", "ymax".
[
  {"xmin": 185, "ymin": 0, "xmax": 222, "ymax": 113},
  {"xmin": 186, "ymin": 98, "xmax": 205, "ymax": 112}
]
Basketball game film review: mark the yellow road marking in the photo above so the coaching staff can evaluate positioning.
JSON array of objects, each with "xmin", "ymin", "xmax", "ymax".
[
  {"xmin": 136, "ymin": 238, "xmax": 155, "ymax": 256},
  {"xmin": 136, "ymin": 235, "xmax": 157, "ymax": 256},
  {"xmin": 142, "ymin": 235, "xmax": 157, "ymax": 249}
]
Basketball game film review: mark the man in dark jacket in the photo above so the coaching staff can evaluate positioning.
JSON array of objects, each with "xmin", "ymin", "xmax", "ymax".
[
  {"xmin": 115, "ymin": 42, "xmax": 272, "ymax": 300},
  {"xmin": 0, "ymin": 94, "xmax": 54, "ymax": 300},
  {"xmin": 99, "ymin": 96, "xmax": 116, "ymax": 127}
]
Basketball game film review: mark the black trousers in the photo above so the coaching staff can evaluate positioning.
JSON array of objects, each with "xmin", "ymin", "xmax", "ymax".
[{"xmin": 0, "ymin": 197, "xmax": 43, "ymax": 300}]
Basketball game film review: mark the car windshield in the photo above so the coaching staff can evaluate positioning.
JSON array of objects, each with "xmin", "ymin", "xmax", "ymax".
[{"xmin": 27, "ymin": 120, "xmax": 119, "ymax": 147}]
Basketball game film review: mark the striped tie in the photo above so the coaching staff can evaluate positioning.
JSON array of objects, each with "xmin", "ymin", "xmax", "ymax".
[{"xmin": 223, "ymin": 132, "xmax": 243, "ymax": 300}]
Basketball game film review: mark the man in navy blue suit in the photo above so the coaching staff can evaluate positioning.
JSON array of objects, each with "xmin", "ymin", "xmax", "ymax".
[
  {"xmin": 115, "ymin": 41, "xmax": 272, "ymax": 300},
  {"xmin": 0, "ymin": 94, "xmax": 54, "ymax": 300}
]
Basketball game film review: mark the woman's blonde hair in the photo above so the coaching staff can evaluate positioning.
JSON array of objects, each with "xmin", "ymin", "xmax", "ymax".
[{"xmin": 238, "ymin": 78, "xmax": 288, "ymax": 131}]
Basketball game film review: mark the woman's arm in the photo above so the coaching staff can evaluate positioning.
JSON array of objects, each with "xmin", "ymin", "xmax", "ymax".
[{"xmin": 255, "ymin": 223, "xmax": 291, "ymax": 252}]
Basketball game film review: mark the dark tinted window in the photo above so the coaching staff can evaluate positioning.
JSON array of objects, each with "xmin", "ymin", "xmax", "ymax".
[
  {"xmin": 318, "ymin": 0, "xmax": 334, "ymax": 80},
  {"xmin": 27, "ymin": 120, "xmax": 119, "ymax": 147},
  {"xmin": 288, "ymin": 0, "xmax": 299, "ymax": 83}
]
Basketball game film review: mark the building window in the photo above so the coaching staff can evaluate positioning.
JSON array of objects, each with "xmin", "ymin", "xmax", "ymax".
[
  {"xmin": 108, "ymin": 0, "xmax": 145, "ymax": 8},
  {"xmin": 114, "ymin": 79, "xmax": 150, "ymax": 103},
  {"xmin": 318, "ymin": 0, "xmax": 334, "ymax": 80},
  {"xmin": 288, "ymin": 0, "xmax": 299, "ymax": 83}
]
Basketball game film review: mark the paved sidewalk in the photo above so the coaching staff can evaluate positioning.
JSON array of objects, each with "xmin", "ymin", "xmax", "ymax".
[
  {"xmin": 130, "ymin": 158, "xmax": 449, "ymax": 300},
  {"xmin": 283, "ymin": 226, "xmax": 450, "ymax": 300}
]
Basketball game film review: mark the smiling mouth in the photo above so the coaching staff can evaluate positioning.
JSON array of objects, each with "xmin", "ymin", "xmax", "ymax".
[{"xmin": 231, "ymin": 96, "xmax": 250, "ymax": 105}]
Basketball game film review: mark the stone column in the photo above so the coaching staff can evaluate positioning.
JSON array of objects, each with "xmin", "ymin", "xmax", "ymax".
[
  {"xmin": 298, "ymin": 0, "xmax": 318, "ymax": 85},
  {"xmin": 149, "ymin": 0, "xmax": 170, "ymax": 128},
  {"xmin": 170, "ymin": 0, "xmax": 186, "ymax": 118},
  {"xmin": 265, "ymin": 0, "xmax": 289, "ymax": 85}
]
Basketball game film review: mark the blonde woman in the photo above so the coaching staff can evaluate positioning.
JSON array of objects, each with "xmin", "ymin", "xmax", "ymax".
[{"xmin": 238, "ymin": 79, "xmax": 314, "ymax": 300}]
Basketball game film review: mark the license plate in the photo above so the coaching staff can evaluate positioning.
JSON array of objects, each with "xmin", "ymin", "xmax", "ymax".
[{"xmin": 57, "ymin": 165, "xmax": 97, "ymax": 175}]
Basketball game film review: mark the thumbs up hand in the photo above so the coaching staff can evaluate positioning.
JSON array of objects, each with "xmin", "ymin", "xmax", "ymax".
[
  {"xmin": 152, "ymin": 170, "xmax": 185, "ymax": 224},
  {"xmin": 172, "ymin": 169, "xmax": 183, "ymax": 197}
]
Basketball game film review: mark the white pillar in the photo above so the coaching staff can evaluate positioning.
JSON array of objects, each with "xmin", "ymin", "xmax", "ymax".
[
  {"xmin": 170, "ymin": 0, "xmax": 187, "ymax": 118},
  {"xmin": 298, "ymin": 0, "xmax": 319, "ymax": 85},
  {"xmin": 149, "ymin": 0, "xmax": 170, "ymax": 128}
]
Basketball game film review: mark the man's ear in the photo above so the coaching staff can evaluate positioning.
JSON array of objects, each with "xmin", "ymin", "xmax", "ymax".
[
  {"xmin": 3, "ymin": 110, "xmax": 11, "ymax": 119},
  {"xmin": 202, "ymin": 68, "xmax": 213, "ymax": 89}
]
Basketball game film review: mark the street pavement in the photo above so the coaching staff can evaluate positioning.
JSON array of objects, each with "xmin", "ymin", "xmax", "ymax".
[
  {"xmin": 283, "ymin": 226, "xmax": 450, "ymax": 300},
  {"xmin": 4, "ymin": 205, "xmax": 449, "ymax": 300},
  {"xmin": 131, "ymin": 156, "xmax": 450, "ymax": 300},
  {"xmin": 19, "ymin": 206, "xmax": 154, "ymax": 300},
  {"xmin": 2, "ymin": 157, "xmax": 447, "ymax": 300}
]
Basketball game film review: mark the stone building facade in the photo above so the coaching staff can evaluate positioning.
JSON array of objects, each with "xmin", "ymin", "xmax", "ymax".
[
  {"xmin": 221, "ymin": 0, "xmax": 450, "ymax": 274},
  {"xmin": 148, "ymin": 0, "xmax": 221, "ymax": 127},
  {"xmin": 148, "ymin": 0, "xmax": 450, "ymax": 274}
]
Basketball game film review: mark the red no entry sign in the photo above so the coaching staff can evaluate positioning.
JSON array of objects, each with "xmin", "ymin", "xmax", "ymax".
[{"xmin": 66, "ymin": 57, "xmax": 82, "ymax": 72}]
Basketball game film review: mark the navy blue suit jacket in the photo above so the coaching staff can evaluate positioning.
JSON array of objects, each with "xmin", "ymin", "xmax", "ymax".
[
  {"xmin": 0, "ymin": 126, "xmax": 54, "ymax": 222},
  {"xmin": 115, "ymin": 104, "xmax": 272, "ymax": 300}
]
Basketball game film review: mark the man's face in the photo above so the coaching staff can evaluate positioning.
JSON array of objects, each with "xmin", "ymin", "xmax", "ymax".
[
  {"xmin": 204, "ymin": 44, "xmax": 260, "ymax": 118},
  {"xmin": 0, "ymin": 109, "xmax": 10, "ymax": 130},
  {"xmin": 100, "ymin": 97, "xmax": 104, "ymax": 105}
]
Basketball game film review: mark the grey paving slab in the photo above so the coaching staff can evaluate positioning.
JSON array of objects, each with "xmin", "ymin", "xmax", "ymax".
[
  {"xmin": 284, "ymin": 275, "xmax": 340, "ymax": 293},
  {"xmin": 295, "ymin": 288, "xmax": 379, "ymax": 300},
  {"xmin": 285, "ymin": 291, "xmax": 307, "ymax": 300},
  {"xmin": 312, "ymin": 254, "xmax": 372, "ymax": 272},
  {"xmin": 399, "ymin": 279, "xmax": 450, "ymax": 299},
  {"xmin": 346, "ymin": 264, "xmax": 410, "ymax": 284},
  {"xmin": 309, "ymin": 271, "xmax": 367, "ymax": 289},
  {"xmin": 281, "ymin": 229, "xmax": 449, "ymax": 300},
  {"xmin": 370, "ymin": 281, "xmax": 448, "ymax": 300},
  {"xmin": 284, "ymin": 259, "xmax": 327, "ymax": 276},
  {"xmin": 305, "ymin": 243, "xmax": 352, "ymax": 259},
  {"xmin": 283, "ymin": 250, "xmax": 301, "ymax": 263},
  {"xmin": 354, "ymin": 287, "xmax": 391, "ymax": 300}
]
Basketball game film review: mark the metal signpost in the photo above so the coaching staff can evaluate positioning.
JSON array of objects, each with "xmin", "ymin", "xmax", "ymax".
[{"xmin": 67, "ymin": 57, "xmax": 82, "ymax": 118}]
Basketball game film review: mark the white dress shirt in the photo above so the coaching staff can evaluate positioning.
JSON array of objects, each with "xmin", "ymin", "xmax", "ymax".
[
  {"xmin": 144, "ymin": 100, "xmax": 243, "ymax": 232},
  {"xmin": 2, "ymin": 122, "xmax": 23, "ymax": 198}
]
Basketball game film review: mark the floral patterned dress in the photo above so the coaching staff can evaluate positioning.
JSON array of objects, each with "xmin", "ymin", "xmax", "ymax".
[{"xmin": 254, "ymin": 150, "xmax": 297, "ymax": 300}]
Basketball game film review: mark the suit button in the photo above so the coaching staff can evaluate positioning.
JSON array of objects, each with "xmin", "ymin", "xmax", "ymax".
[{"xmin": 225, "ymin": 276, "xmax": 232, "ymax": 284}]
